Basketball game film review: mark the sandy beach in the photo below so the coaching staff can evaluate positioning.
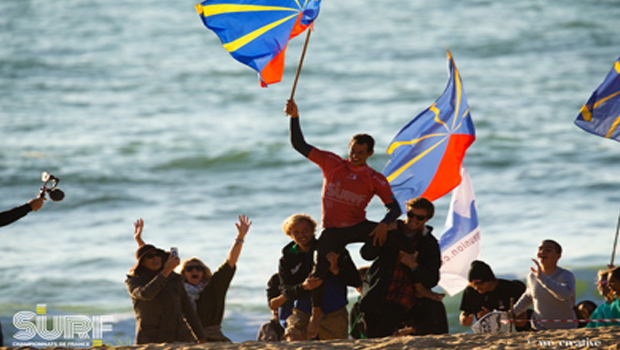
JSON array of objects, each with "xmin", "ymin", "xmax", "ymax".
[{"xmin": 3, "ymin": 326, "xmax": 618, "ymax": 350}]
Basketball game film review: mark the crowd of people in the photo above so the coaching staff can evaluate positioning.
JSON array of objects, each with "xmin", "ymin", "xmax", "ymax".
[
  {"xmin": 254, "ymin": 99, "xmax": 620, "ymax": 341},
  {"xmin": 125, "ymin": 215, "xmax": 251, "ymax": 344},
  {"xmin": 3, "ymin": 98, "xmax": 620, "ymax": 345}
]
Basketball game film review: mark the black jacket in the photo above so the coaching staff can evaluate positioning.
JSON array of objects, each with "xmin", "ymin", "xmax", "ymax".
[
  {"xmin": 360, "ymin": 222, "xmax": 441, "ymax": 313},
  {"xmin": 0, "ymin": 203, "xmax": 31, "ymax": 227},
  {"xmin": 278, "ymin": 240, "xmax": 361, "ymax": 306}
]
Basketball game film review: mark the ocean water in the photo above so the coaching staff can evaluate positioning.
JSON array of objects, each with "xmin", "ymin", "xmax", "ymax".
[{"xmin": 1, "ymin": 0, "xmax": 620, "ymax": 345}]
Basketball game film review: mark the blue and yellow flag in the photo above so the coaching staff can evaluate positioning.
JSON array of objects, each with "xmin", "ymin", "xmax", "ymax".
[
  {"xmin": 196, "ymin": 0, "xmax": 320, "ymax": 87},
  {"xmin": 383, "ymin": 51, "xmax": 475, "ymax": 210},
  {"xmin": 575, "ymin": 57, "xmax": 620, "ymax": 142}
]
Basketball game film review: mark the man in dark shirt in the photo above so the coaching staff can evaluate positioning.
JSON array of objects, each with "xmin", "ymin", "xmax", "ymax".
[{"xmin": 459, "ymin": 260, "xmax": 529, "ymax": 331}]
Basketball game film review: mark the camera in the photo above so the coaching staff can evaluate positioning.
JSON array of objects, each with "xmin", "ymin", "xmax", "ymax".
[
  {"xmin": 170, "ymin": 247, "xmax": 179, "ymax": 258},
  {"xmin": 39, "ymin": 172, "xmax": 65, "ymax": 202}
]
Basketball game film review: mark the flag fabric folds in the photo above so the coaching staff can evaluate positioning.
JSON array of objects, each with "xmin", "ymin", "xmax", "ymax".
[
  {"xmin": 575, "ymin": 57, "xmax": 620, "ymax": 142},
  {"xmin": 383, "ymin": 51, "xmax": 475, "ymax": 211},
  {"xmin": 195, "ymin": 0, "xmax": 321, "ymax": 87},
  {"xmin": 438, "ymin": 167, "xmax": 481, "ymax": 296}
]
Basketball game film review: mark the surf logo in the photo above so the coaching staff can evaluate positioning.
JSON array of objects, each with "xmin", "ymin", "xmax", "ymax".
[{"xmin": 12, "ymin": 304, "xmax": 114, "ymax": 346}]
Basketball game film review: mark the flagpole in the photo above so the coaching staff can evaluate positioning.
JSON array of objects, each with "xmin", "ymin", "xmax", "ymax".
[
  {"xmin": 610, "ymin": 206, "xmax": 620, "ymax": 267},
  {"xmin": 289, "ymin": 28, "xmax": 312, "ymax": 101}
]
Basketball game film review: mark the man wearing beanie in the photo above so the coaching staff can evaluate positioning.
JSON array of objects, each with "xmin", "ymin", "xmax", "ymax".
[{"xmin": 459, "ymin": 260, "xmax": 529, "ymax": 330}]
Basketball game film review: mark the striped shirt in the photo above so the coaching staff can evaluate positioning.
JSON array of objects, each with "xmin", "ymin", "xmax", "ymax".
[{"xmin": 513, "ymin": 266, "xmax": 576, "ymax": 330}]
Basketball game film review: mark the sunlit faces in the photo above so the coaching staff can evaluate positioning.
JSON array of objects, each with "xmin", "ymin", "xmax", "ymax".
[
  {"xmin": 289, "ymin": 220, "xmax": 315, "ymax": 250},
  {"xmin": 537, "ymin": 241, "xmax": 561, "ymax": 266},
  {"xmin": 141, "ymin": 252, "xmax": 162, "ymax": 271},
  {"xmin": 348, "ymin": 142, "xmax": 373, "ymax": 167},
  {"xmin": 404, "ymin": 208, "xmax": 430, "ymax": 232},
  {"xmin": 183, "ymin": 264, "xmax": 205, "ymax": 286}
]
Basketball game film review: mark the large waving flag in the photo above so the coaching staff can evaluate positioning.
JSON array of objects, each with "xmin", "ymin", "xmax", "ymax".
[
  {"xmin": 383, "ymin": 51, "xmax": 475, "ymax": 210},
  {"xmin": 575, "ymin": 56, "xmax": 620, "ymax": 142},
  {"xmin": 196, "ymin": 0, "xmax": 321, "ymax": 87},
  {"xmin": 438, "ymin": 167, "xmax": 481, "ymax": 296}
]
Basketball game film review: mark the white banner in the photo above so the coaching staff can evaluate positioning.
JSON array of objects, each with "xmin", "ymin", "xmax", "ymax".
[{"xmin": 438, "ymin": 167, "xmax": 481, "ymax": 296}]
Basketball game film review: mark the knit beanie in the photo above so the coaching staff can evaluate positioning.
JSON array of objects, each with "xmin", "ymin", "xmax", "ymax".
[{"xmin": 468, "ymin": 260, "xmax": 496, "ymax": 283}]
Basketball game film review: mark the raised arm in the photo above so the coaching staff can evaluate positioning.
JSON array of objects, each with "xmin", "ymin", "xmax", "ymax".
[
  {"xmin": 226, "ymin": 215, "xmax": 251, "ymax": 267},
  {"xmin": 286, "ymin": 99, "xmax": 313, "ymax": 157},
  {"xmin": 133, "ymin": 219, "xmax": 146, "ymax": 247}
]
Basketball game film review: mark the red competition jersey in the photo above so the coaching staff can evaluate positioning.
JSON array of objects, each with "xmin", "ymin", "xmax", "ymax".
[{"xmin": 308, "ymin": 148, "xmax": 395, "ymax": 228}]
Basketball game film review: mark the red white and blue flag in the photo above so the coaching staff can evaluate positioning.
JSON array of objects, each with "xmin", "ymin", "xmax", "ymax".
[{"xmin": 383, "ymin": 51, "xmax": 475, "ymax": 211}]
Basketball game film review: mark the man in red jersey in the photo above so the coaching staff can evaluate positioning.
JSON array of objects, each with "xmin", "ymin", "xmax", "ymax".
[{"xmin": 285, "ymin": 99, "xmax": 401, "ymax": 338}]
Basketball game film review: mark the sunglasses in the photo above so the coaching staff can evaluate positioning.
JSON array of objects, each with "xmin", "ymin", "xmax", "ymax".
[
  {"xmin": 407, "ymin": 212, "xmax": 427, "ymax": 221},
  {"xmin": 144, "ymin": 253, "xmax": 159, "ymax": 259},
  {"xmin": 185, "ymin": 265, "xmax": 205, "ymax": 272}
]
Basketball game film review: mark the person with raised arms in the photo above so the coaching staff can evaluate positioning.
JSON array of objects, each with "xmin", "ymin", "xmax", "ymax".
[
  {"xmin": 133, "ymin": 216, "xmax": 251, "ymax": 342},
  {"xmin": 285, "ymin": 99, "xmax": 401, "ymax": 337}
]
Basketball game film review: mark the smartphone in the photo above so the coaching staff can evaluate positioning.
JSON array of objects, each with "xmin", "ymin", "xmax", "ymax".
[{"xmin": 170, "ymin": 247, "xmax": 179, "ymax": 258}]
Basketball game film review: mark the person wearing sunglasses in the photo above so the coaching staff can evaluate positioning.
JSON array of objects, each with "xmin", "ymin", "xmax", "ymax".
[
  {"xmin": 133, "ymin": 215, "xmax": 251, "ymax": 342},
  {"xmin": 360, "ymin": 197, "xmax": 447, "ymax": 338},
  {"xmin": 125, "ymin": 242, "xmax": 207, "ymax": 344}
]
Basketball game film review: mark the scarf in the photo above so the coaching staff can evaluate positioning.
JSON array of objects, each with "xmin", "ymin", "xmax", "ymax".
[{"xmin": 184, "ymin": 281, "xmax": 206, "ymax": 309}]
